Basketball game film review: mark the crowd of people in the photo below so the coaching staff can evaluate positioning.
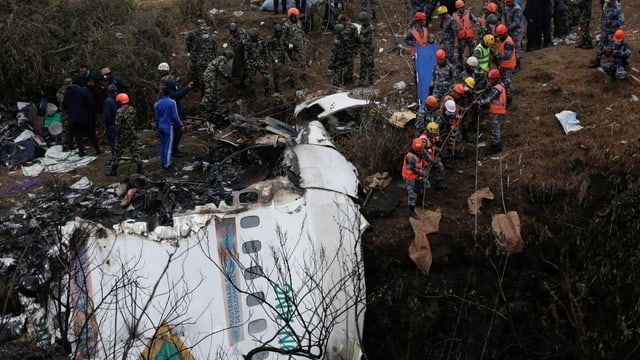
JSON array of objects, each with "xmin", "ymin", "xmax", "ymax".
[{"xmin": 401, "ymin": 0, "xmax": 628, "ymax": 220}]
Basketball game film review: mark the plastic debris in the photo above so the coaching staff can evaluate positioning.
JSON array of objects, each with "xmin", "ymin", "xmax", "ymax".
[
  {"xmin": 555, "ymin": 110, "xmax": 583, "ymax": 135},
  {"xmin": 393, "ymin": 81, "xmax": 407, "ymax": 90}
]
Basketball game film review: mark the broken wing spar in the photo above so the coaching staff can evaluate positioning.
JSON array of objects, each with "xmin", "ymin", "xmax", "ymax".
[{"xmin": 62, "ymin": 121, "xmax": 368, "ymax": 360}]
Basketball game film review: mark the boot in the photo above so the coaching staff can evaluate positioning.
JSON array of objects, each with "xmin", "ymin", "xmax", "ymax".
[
  {"xmin": 485, "ymin": 141, "xmax": 502, "ymax": 155},
  {"xmin": 588, "ymin": 59, "xmax": 601, "ymax": 69},
  {"xmin": 513, "ymin": 60, "xmax": 521, "ymax": 73},
  {"xmin": 409, "ymin": 206, "xmax": 420, "ymax": 220},
  {"xmin": 105, "ymin": 164, "xmax": 117, "ymax": 177}
]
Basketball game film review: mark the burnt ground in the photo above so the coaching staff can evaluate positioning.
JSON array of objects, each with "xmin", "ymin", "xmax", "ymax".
[{"xmin": 2, "ymin": 0, "xmax": 640, "ymax": 358}]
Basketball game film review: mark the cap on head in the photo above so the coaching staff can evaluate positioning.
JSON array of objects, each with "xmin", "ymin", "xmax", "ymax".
[
  {"xmin": 613, "ymin": 29, "xmax": 625, "ymax": 42},
  {"xmin": 426, "ymin": 121, "xmax": 439, "ymax": 134},
  {"xmin": 412, "ymin": 138, "xmax": 425, "ymax": 152},
  {"xmin": 495, "ymin": 24, "xmax": 508, "ymax": 36},
  {"xmin": 414, "ymin": 12, "xmax": 427, "ymax": 21},
  {"xmin": 116, "ymin": 93, "xmax": 129, "ymax": 104},
  {"xmin": 248, "ymin": 28, "xmax": 258, "ymax": 39},
  {"xmin": 455, "ymin": 0, "xmax": 465, "ymax": 9},
  {"xmin": 436, "ymin": 49, "xmax": 447, "ymax": 60},
  {"xmin": 486, "ymin": 13, "xmax": 499, "ymax": 25},
  {"xmin": 486, "ymin": 2, "xmax": 497, "ymax": 13},
  {"xmin": 488, "ymin": 69, "xmax": 500, "ymax": 80},
  {"xmin": 288, "ymin": 8, "xmax": 300, "ymax": 16},
  {"xmin": 157, "ymin": 62, "xmax": 170, "ymax": 71},
  {"xmin": 444, "ymin": 99, "xmax": 457, "ymax": 113},
  {"xmin": 426, "ymin": 95, "xmax": 438, "ymax": 107},
  {"xmin": 436, "ymin": 6, "xmax": 448, "ymax": 15},
  {"xmin": 358, "ymin": 11, "xmax": 370, "ymax": 21},
  {"xmin": 466, "ymin": 56, "xmax": 478, "ymax": 67},
  {"xmin": 334, "ymin": 23, "xmax": 345, "ymax": 34},
  {"xmin": 483, "ymin": 34, "xmax": 495, "ymax": 46},
  {"xmin": 229, "ymin": 23, "xmax": 238, "ymax": 32},
  {"xmin": 464, "ymin": 77, "xmax": 475, "ymax": 89},
  {"xmin": 453, "ymin": 83, "xmax": 465, "ymax": 95}
]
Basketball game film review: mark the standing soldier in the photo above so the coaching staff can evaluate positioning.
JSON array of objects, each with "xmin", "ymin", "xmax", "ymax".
[
  {"xmin": 267, "ymin": 23, "xmax": 290, "ymax": 95},
  {"xmin": 105, "ymin": 94, "xmax": 143, "ymax": 176},
  {"xmin": 56, "ymin": 77, "xmax": 75, "ymax": 151},
  {"xmin": 283, "ymin": 8, "xmax": 307, "ymax": 86},
  {"xmin": 187, "ymin": 19, "xmax": 218, "ymax": 95},
  {"xmin": 201, "ymin": 51, "xmax": 233, "ymax": 121},
  {"xmin": 572, "ymin": 0, "xmax": 593, "ymax": 49},
  {"xmin": 494, "ymin": 24, "xmax": 516, "ymax": 104},
  {"xmin": 452, "ymin": 0, "xmax": 479, "ymax": 66},
  {"xmin": 358, "ymin": 12, "xmax": 376, "ymax": 86},
  {"xmin": 474, "ymin": 69, "xmax": 507, "ymax": 155},
  {"xmin": 402, "ymin": 138, "xmax": 427, "ymax": 220},
  {"xmin": 244, "ymin": 28, "xmax": 270, "ymax": 103},
  {"xmin": 329, "ymin": 24, "xmax": 351, "ymax": 87},
  {"xmin": 437, "ymin": 5, "xmax": 459, "ymax": 67},
  {"xmin": 588, "ymin": 0, "xmax": 624, "ymax": 68},
  {"xmin": 502, "ymin": 0, "xmax": 524, "ymax": 72},
  {"xmin": 431, "ymin": 49, "xmax": 457, "ymax": 101},
  {"xmin": 228, "ymin": 23, "xmax": 247, "ymax": 96},
  {"xmin": 337, "ymin": 14, "xmax": 359, "ymax": 87}
]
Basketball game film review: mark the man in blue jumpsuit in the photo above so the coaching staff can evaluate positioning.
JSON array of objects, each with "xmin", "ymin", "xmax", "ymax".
[{"xmin": 155, "ymin": 81, "xmax": 184, "ymax": 170}]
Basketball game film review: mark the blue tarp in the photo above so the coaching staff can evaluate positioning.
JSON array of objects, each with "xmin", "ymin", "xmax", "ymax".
[{"xmin": 415, "ymin": 43, "xmax": 437, "ymax": 108}]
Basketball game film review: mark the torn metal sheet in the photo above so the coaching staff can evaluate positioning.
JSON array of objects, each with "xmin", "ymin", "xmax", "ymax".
[
  {"xmin": 294, "ymin": 92, "xmax": 375, "ymax": 128},
  {"xmin": 61, "ymin": 121, "xmax": 368, "ymax": 360},
  {"xmin": 388, "ymin": 111, "xmax": 417, "ymax": 128}
]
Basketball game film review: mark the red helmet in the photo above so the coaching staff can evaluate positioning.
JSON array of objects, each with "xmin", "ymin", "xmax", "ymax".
[
  {"xmin": 453, "ymin": 83, "xmax": 465, "ymax": 95},
  {"xmin": 488, "ymin": 69, "xmax": 500, "ymax": 80},
  {"xmin": 455, "ymin": 0, "xmax": 465, "ymax": 9},
  {"xmin": 116, "ymin": 93, "xmax": 129, "ymax": 104},
  {"xmin": 426, "ymin": 95, "xmax": 438, "ymax": 107},
  {"xmin": 613, "ymin": 29, "xmax": 625, "ymax": 42},
  {"xmin": 495, "ymin": 24, "xmax": 508, "ymax": 36},
  {"xmin": 412, "ymin": 138, "xmax": 425, "ymax": 152},
  {"xmin": 287, "ymin": 8, "xmax": 300, "ymax": 16},
  {"xmin": 414, "ymin": 12, "xmax": 427, "ymax": 21},
  {"xmin": 436, "ymin": 49, "xmax": 446, "ymax": 60},
  {"xmin": 486, "ymin": 2, "xmax": 497, "ymax": 13}
]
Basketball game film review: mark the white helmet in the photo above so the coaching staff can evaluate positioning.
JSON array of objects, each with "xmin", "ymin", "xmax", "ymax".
[
  {"xmin": 157, "ymin": 62, "xmax": 170, "ymax": 71},
  {"xmin": 466, "ymin": 56, "xmax": 478, "ymax": 67},
  {"xmin": 445, "ymin": 99, "xmax": 457, "ymax": 113}
]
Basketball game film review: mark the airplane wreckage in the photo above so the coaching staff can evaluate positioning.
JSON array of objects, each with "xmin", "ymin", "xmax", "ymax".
[{"xmin": 0, "ymin": 93, "xmax": 377, "ymax": 360}]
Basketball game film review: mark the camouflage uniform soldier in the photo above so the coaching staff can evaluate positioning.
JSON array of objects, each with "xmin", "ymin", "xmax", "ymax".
[
  {"xmin": 157, "ymin": 62, "xmax": 177, "ymax": 96},
  {"xmin": 187, "ymin": 19, "xmax": 218, "ymax": 94},
  {"xmin": 431, "ymin": 49, "xmax": 457, "ymax": 100},
  {"xmin": 329, "ymin": 24, "xmax": 351, "ymax": 87},
  {"xmin": 588, "ymin": 0, "xmax": 624, "ymax": 68},
  {"xmin": 266, "ymin": 23, "xmax": 290, "ymax": 94},
  {"xmin": 572, "ymin": 0, "xmax": 592, "ymax": 49},
  {"xmin": 502, "ymin": 0, "xmax": 524, "ymax": 72},
  {"xmin": 599, "ymin": 29, "xmax": 631, "ymax": 80},
  {"xmin": 337, "ymin": 15, "xmax": 359, "ymax": 87},
  {"xmin": 200, "ymin": 50, "xmax": 233, "ymax": 121},
  {"xmin": 106, "ymin": 94, "xmax": 143, "ymax": 176},
  {"xmin": 244, "ymin": 28, "xmax": 270, "ymax": 102},
  {"xmin": 283, "ymin": 8, "xmax": 306, "ymax": 86},
  {"xmin": 436, "ymin": 6, "xmax": 459, "ymax": 67},
  {"xmin": 480, "ymin": 12, "xmax": 500, "ymax": 38},
  {"xmin": 357, "ymin": 12, "xmax": 375, "ymax": 86},
  {"xmin": 228, "ymin": 23, "xmax": 247, "ymax": 95},
  {"xmin": 56, "ymin": 78, "xmax": 75, "ymax": 151}
]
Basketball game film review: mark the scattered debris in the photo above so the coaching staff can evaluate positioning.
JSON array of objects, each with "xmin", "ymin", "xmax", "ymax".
[
  {"xmin": 555, "ymin": 110, "xmax": 583, "ymax": 134},
  {"xmin": 492, "ymin": 211, "xmax": 523, "ymax": 255},
  {"xmin": 294, "ymin": 91, "xmax": 376, "ymax": 131},
  {"xmin": 388, "ymin": 110, "xmax": 416, "ymax": 128},
  {"xmin": 467, "ymin": 187, "xmax": 494, "ymax": 215},
  {"xmin": 409, "ymin": 207, "xmax": 442, "ymax": 275},
  {"xmin": 393, "ymin": 81, "xmax": 407, "ymax": 90}
]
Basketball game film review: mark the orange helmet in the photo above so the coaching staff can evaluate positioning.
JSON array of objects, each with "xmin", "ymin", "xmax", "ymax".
[
  {"xmin": 486, "ymin": 2, "xmax": 497, "ymax": 13},
  {"xmin": 495, "ymin": 24, "xmax": 508, "ymax": 36},
  {"xmin": 453, "ymin": 83, "xmax": 465, "ymax": 95},
  {"xmin": 414, "ymin": 12, "xmax": 426, "ymax": 21},
  {"xmin": 412, "ymin": 138, "xmax": 425, "ymax": 152},
  {"xmin": 287, "ymin": 8, "xmax": 299, "ymax": 16},
  {"xmin": 426, "ymin": 95, "xmax": 438, "ymax": 107},
  {"xmin": 116, "ymin": 93, "xmax": 129, "ymax": 104},
  {"xmin": 613, "ymin": 29, "xmax": 625, "ymax": 42},
  {"xmin": 488, "ymin": 69, "xmax": 500, "ymax": 80},
  {"xmin": 436, "ymin": 49, "xmax": 446, "ymax": 60},
  {"xmin": 455, "ymin": 0, "xmax": 465, "ymax": 9}
]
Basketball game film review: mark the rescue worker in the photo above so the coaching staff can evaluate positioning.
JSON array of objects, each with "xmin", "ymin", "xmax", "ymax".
[
  {"xmin": 329, "ymin": 24, "xmax": 352, "ymax": 87},
  {"xmin": 228, "ymin": 22, "xmax": 247, "ymax": 95},
  {"xmin": 437, "ymin": 5, "xmax": 459, "ymax": 67},
  {"xmin": 358, "ymin": 11, "xmax": 376, "ymax": 86},
  {"xmin": 452, "ymin": 0, "xmax": 479, "ymax": 66},
  {"xmin": 404, "ymin": 12, "xmax": 436, "ymax": 59},
  {"xmin": 439, "ymin": 98, "xmax": 464, "ymax": 162},
  {"xmin": 572, "ymin": 0, "xmax": 593, "ymax": 49},
  {"xmin": 283, "ymin": 8, "xmax": 307, "ymax": 86},
  {"xmin": 502, "ymin": 0, "xmax": 524, "ymax": 72},
  {"xmin": 404, "ymin": 0, "xmax": 431, "ymax": 27},
  {"xmin": 415, "ymin": 95, "xmax": 439, "ymax": 137},
  {"xmin": 473, "ymin": 34, "xmax": 495, "ymax": 76},
  {"xmin": 494, "ymin": 24, "xmax": 516, "ymax": 104},
  {"xmin": 155, "ymin": 82, "xmax": 184, "ymax": 170},
  {"xmin": 267, "ymin": 23, "xmax": 290, "ymax": 94},
  {"xmin": 102, "ymin": 84, "xmax": 118, "ymax": 164},
  {"xmin": 599, "ymin": 29, "xmax": 631, "ymax": 80},
  {"xmin": 186, "ymin": 19, "xmax": 217, "ymax": 94},
  {"xmin": 56, "ymin": 77, "xmax": 75, "ymax": 151},
  {"xmin": 201, "ymin": 50, "xmax": 233, "ymax": 121},
  {"xmin": 420, "ymin": 121, "xmax": 448, "ymax": 190},
  {"xmin": 480, "ymin": 13, "xmax": 500, "ymax": 38},
  {"xmin": 402, "ymin": 138, "xmax": 428, "ymax": 220},
  {"xmin": 244, "ymin": 28, "xmax": 270, "ymax": 102},
  {"xmin": 106, "ymin": 93, "xmax": 143, "ymax": 176},
  {"xmin": 474, "ymin": 69, "xmax": 507, "ymax": 155},
  {"xmin": 337, "ymin": 14, "xmax": 359, "ymax": 87},
  {"xmin": 588, "ymin": 0, "xmax": 624, "ymax": 69},
  {"xmin": 431, "ymin": 49, "xmax": 457, "ymax": 100},
  {"xmin": 62, "ymin": 77, "xmax": 101, "ymax": 157},
  {"xmin": 157, "ymin": 62, "xmax": 177, "ymax": 95},
  {"xmin": 480, "ymin": 2, "xmax": 501, "ymax": 28}
]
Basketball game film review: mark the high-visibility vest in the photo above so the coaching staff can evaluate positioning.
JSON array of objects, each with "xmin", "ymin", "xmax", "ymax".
[
  {"xmin": 419, "ymin": 133, "xmax": 439, "ymax": 160},
  {"xmin": 402, "ymin": 152, "xmax": 423, "ymax": 180},
  {"xmin": 474, "ymin": 43, "xmax": 491, "ymax": 73},
  {"xmin": 489, "ymin": 83, "xmax": 507, "ymax": 114},
  {"xmin": 498, "ymin": 36, "xmax": 516, "ymax": 69},
  {"xmin": 410, "ymin": 27, "xmax": 429, "ymax": 56},
  {"xmin": 453, "ymin": 10, "xmax": 475, "ymax": 40}
]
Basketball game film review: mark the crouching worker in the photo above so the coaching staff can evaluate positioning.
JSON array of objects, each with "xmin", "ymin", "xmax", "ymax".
[
  {"xmin": 155, "ymin": 81, "xmax": 184, "ymax": 170},
  {"xmin": 600, "ymin": 29, "xmax": 631, "ymax": 80},
  {"xmin": 402, "ymin": 138, "xmax": 430, "ymax": 220}
]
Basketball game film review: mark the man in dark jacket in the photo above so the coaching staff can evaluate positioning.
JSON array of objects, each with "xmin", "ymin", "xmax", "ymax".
[
  {"xmin": 62, "ymin": 77, "xmax": 101, "ymax": 157},
  {"xmin": 524, "ymin": 0, "xmax": 553, "ymax": 51},
  {"xmin": 102, "ymin": 84, "xmax": 118, "ymax": 163}
]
